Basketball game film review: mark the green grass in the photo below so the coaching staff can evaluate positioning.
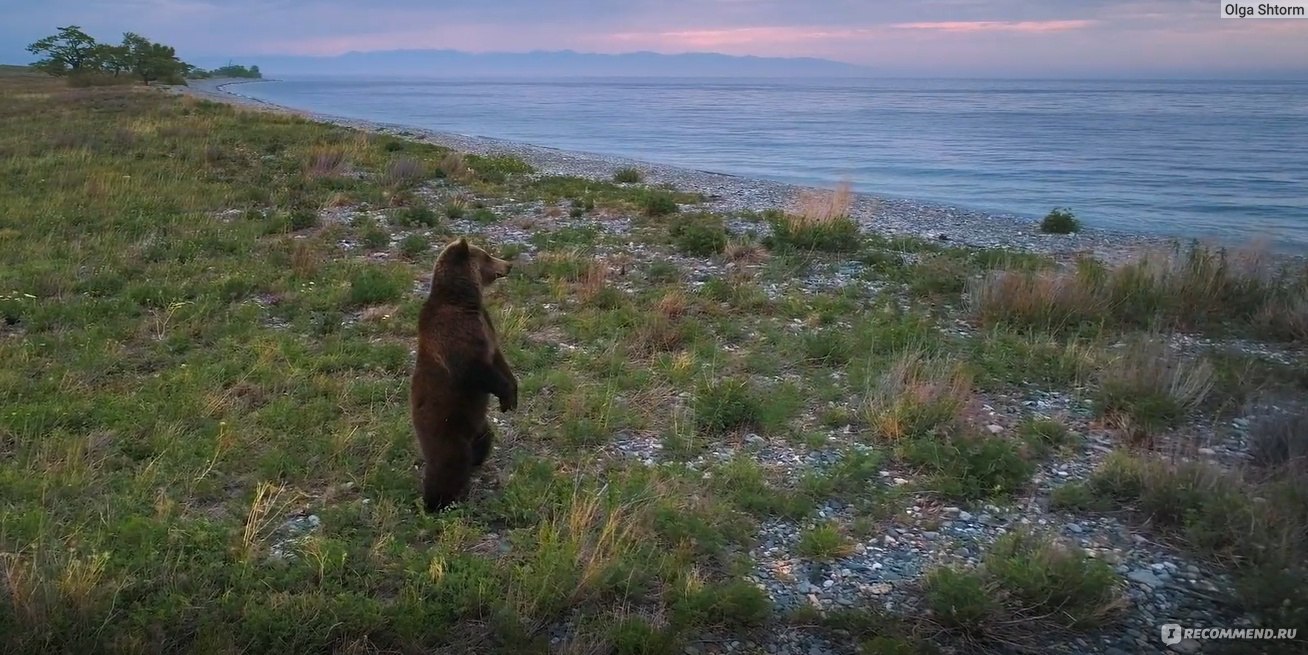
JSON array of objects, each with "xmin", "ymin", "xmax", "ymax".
[
  {"xmin": 398, "ymin": 233, "xmax": 430, "ymax": 259},
  {"xmin": 924, "ymin": 528, "xmax": 1122, "ymax": 641},
  {"xmin": 346, "ymin": 266, "xmax": 407, "ymax": 306},
  {"xmin": 795, "ymin": 521, "xmax": 852, "ymax": 560},
  {"xmin": 899, "ymin": 431, "xmax": 1034, "ymax": 502},
  {"xmin": 0, "ymin": 74, "xmax": 773, "ymax": 653},
  {"xmin": 613, "ymin": 167, "xmax": 643, "ymax": 184},
  {"xmin": 764, "ymin": 208, "xmax": 861, "ymax": 253},
  {"xmin": 394, "ymin": 204, "xmax": 440, "ymax": 228},
  {"xmin": 692, "ymin": 378, "xmax": 767, "ymax": 435},
  {"xmin": 668, "ymin": 212, "xmax": 728, "ymax": 256},
  {"xmin": 1017, "ymin": 416, "xmax": 1074, "ymax": 455},
  {"xmin": 638, "ymin": 189, "xmax": 680, "ymax": 217}
]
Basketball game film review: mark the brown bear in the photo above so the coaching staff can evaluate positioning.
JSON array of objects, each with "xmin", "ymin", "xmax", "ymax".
[{"xmin": 410, "ymin": 237, "xmax": 518, "ymax": 512}]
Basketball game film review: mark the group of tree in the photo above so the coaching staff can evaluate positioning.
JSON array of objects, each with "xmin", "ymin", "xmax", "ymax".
[
  {"xmin": 27, "ymin": 25, "xmax": 189, "ymax": 85},
  {"xmin": 26, "ymin": 25, "xmax": 261, "ymax": 86},
  {"xmin": 189, "ymin": 64, "xmax": 262, "ymax": 79}
]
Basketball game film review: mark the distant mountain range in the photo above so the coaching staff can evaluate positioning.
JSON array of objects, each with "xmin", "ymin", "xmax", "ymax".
[{"xmin": 189, "ymin": 49, "xmax": 872, "ymax": 78}]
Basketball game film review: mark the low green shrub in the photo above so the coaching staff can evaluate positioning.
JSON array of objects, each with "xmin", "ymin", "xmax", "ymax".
[
  {"xmin": 693, "ymin": 379, "xmax": 764, "ymax": 435},
  {"xmin": 613, "ymin": 167, "xmax": 643, "ymax": 184},
  {"xmin": 668, "ymin": 213, "xmax": 727, "ymax": 256},
  {"xmin": 1039, "ymin": 208, "xmax": 1081, "ymax": 234}
]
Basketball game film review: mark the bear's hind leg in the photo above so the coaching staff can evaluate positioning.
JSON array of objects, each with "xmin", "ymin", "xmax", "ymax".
[
  {"xmin": 471, "ymin": 423, "xmax": 494, "ymax": 468},
  {"xmin": 421, "ymin": 440, "xmax": 473, "ymax": 513}
]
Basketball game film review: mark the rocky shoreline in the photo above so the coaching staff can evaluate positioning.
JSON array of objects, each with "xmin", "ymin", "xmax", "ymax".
[{"xmin": 172, "ymin": 78, "xmax": 1207, "ymax": 267}]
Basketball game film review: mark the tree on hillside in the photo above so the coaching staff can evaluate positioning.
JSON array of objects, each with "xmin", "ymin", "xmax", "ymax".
[
  {"xmin": 121, "ymin": 32, "xmax": 188, "ymax": 85},
  {"xmin": 26, "ymin": 25, "xmax": 98, "ymax": 76}
]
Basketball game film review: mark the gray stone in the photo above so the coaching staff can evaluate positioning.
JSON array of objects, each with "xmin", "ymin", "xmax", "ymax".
[
  {"xmin": 1169, "ymin": 638, "xmax": 1202, "ymax": 654},
  {"xmin": 1128, "ymin": 569, "xmax": 1165, "ymax": 589}
]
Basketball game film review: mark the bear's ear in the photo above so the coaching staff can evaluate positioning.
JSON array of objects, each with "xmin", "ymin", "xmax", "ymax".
[{"xmin": 447, "ymin": 237, "xmax": 469, "ymax": 258}]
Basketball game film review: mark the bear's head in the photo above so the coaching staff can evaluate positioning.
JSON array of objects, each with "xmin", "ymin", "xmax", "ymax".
[{"xmin": 435, "ymin": 237, "xmax": 513, "ymax": 288}]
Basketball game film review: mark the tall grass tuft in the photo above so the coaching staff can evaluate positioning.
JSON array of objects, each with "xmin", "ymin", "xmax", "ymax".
[
  {"xmin": 864, "ymin": 350, "xmax": 972, "ymax": 441},
  {"xmin": 969, "ymin": 241, "xmax": 1308, "ymax": 342},
  {"xmin": 305, "ymin": 146, "xmax": 349, "ymax": 178},
  {"xmin": 1094, "ymin": 340, "xmax": 1213, "ymax": 444},
  {"xmin": 1247, "ymin": 409, "xmax": 1308, "ymax": 475},
  {"xmin": 792, "ymin": 180, "xmax": 854, "ymax": 225},
  {"xmin": 765, "ymin": 181, "xmax": 861, "ymax": 252},
  {"xmin": 382, "ymin": 157, "xmax": 427, "ymax": 188},
  {"xmin": 438, "ymin": 152, "xmax": 471, "ymax": 180}
]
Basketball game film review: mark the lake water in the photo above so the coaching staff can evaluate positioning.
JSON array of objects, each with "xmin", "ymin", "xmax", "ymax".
[{"xmin": 236, "ymin": 76, "xmax": 1308, "ymax": 252}]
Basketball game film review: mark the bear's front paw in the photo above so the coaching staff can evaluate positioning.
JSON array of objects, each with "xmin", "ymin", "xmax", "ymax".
[{"xmin": 500, "ymin": 381, "xmax": 519, "ymax": 412}]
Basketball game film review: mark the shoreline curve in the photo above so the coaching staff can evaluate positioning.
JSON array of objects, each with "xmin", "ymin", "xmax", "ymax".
[{"xmin": 168, "ymin": 77, "xmax": 1301, "ymax": 266}]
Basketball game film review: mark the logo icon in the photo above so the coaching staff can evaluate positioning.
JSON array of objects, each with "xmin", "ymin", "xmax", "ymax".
[{"xmin": 1161, "ymin": 624, "xmax": 1183, "ymax": 645}]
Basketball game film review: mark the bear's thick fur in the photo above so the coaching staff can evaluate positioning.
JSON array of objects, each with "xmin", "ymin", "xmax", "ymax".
[{"xmin": 410, "ymin": 237, "xmax": 518, "ymax": 512}]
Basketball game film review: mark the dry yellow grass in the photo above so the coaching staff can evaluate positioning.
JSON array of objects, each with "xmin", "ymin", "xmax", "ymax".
[
  {"xmin": 578, "ymin": 259, "xmax": 613, "ymax": 304},
  {"xmin": 630, "ymin": 308, "xmax": 688, "ymax": 357},
  {"xmin": 289, "ymin": 239, "xmax": 323, "ymax": 279},
  {"xmin": 864, "ymin": 350, "xmax": 973, "ymax": 441},
  {"xmin": 1095, "ymin": 339, "xmax": 1214, "ymax": 446},
  {"xmin": 656, "ymin": 289, "xmax": 688, "ymax": 319},
  {"xmin": 968, "ymin": 269, "xmax": 1101, "ymax": 329},
  {"xmin": 439, "ymin": 152, "xmax": 472, "ymax": 180},
  {"xmin": 724, "ymin": 239, "xmax": 768, "ymax": 264},
  {"xmin": 305, "ymin": 145, "xmax": 350, "ymax": 178},
  {"xmin": 971, "ymin": 239, "xmax": 1308, "ymax": 341},
  {"xmin": 238, "ymin": 482, "xmax": 302, "ymax": 563},
  {"xmin": 1259, "ymin": 291, "xmax": 1308, "ymax": 341},
  {"xmin": 788, "ymin": 179, "xmax": 854, "ymax": 226},
  {"xmin": 506, "ymin": 486, "xmax": 659, "ymax": 622},
  {"xmin": 359, "ymin": 304, "xmax": 398, "ymax": 322}
]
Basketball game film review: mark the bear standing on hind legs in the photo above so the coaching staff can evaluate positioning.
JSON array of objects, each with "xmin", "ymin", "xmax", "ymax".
[{"xmin": 410, "ymin": 237, "xmax": 518, "ymax": 513}]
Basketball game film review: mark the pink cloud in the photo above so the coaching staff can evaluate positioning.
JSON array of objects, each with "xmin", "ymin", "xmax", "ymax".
[
  {"xmin": 603, "ymin": 26, "xmax": 878, "ymax": 50},
  {"xmin": 890, "ymin": 20, "xmax": 1099, "ymax": 33}
]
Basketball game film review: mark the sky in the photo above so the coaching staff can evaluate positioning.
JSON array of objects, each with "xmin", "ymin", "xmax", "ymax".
[{"xmin": 3, "ymin": 0, "xmax": 1307, "ymax": 77}]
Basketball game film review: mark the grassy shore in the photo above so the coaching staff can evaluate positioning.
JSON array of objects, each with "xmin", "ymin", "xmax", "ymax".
[{"xmin": 1, "ymin": 69, "xmax": 1306, "ymax": 654}]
